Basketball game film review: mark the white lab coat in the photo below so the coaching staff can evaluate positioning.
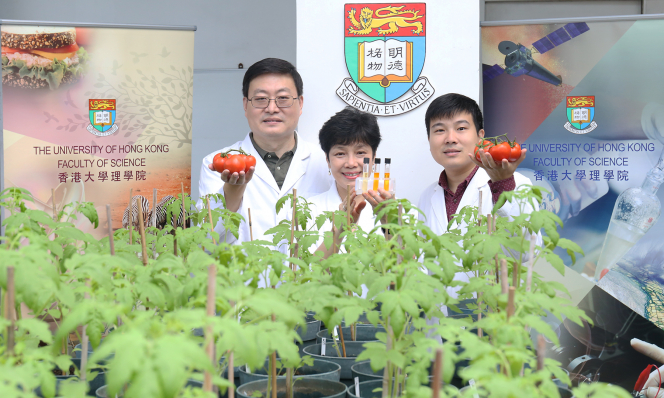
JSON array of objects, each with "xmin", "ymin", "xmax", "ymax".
[
  {"xmin": 198, "ymin": 132, "xmax": 332, "ymax": 247},
  {"xmin": 417, "ymin": 168, "xmax": 541, "ymax": 301}
]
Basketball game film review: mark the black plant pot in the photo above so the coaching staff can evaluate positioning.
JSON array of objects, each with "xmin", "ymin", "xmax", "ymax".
[
  {"xmin": 95, "ymin": 379, "xmax": 203, "ymax": 398},
  {"xmin": 236, "ymin": 378, "xmax": 347, "ymax": 398},
  {"xmin": 238, "ymin": 358, "xmax": 341, "ymax": 385},
  {"xmin": 302, "ymin": 341, "xmax": 370, "ymax": 380},
  {"xmin": 295, "ymin": 312, "xmax": 321, "ymax": 342},
  {"xmin": 35, "ymin": 358, "xmax": 105, "ymax": 397},
  {"xmin": 316, "ymin": 326, "xmax": 384, "ymax": 345}
]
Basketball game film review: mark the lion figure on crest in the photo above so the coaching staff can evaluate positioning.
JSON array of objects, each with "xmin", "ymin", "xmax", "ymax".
[{"xmin": 348, "ymin": 5, "xmax": 423, "ymax": 36}]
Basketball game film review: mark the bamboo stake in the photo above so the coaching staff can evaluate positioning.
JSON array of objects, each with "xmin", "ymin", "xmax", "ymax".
[
  {"xmin": 537, "ymin": 335, "xmax": 545, "ymax": 371},
  {"xmin": 500, "ymin": 259, "xmax": 508, "ymax": 295},
  {"xmin": 137, "ymin": 208, "xmax": 148, "ymax": 266},
  {"xmin": 51, "ymin": 188, "xmax": 58, "ymax": 221},
  {"xmin": 290, "ymin": 189, "xmax": 298, "ymax": 271},
  {"xmin": 80, "ymin": 283, "xmax": 90, "ymax": 383},
  {"xmin": 248, "ymin": 208, "xmax": 254, "ymax": 242},
  {"xmin": 526, "ymin": 235, "xmax": 536, "ymax": 292},
  {"xmin": 6, "ymin": 267, "xmax": 15, "ymax": 357},
  {"xmin": 477, "ymin": 292, "xmax": 483, "ymax": 338},
  {"xmin": 228, "ymin": 351, "xmax": 235, "ymax": 398},
  {"xmin": 507, "ymin": 287, "xmax": 515, "ymax": 320},
  {"xmin": 181, "ymin": 182, "xmax": 187, "ymax": 229},
  {"xmin": 478, "ymin": 189, "xmax": 483, "ymax": 226},
  {"xmin": 203, "ymin": 264, "xmax": 217, "ymax": 392},
  {"xmin": 206, "ymin": 196, "xmax": 217, "ymax": 245},
  {"xmin": 431, "ymin": 349, "xmax": 443, "ymax": 398},
  {"xmin": 128, "ymin": 188, "xmax": 133, "ymax": 244},
  {"xmin": 338, "ymin": 323, "xmax": 347, "ymax": 357},
  {"xmin": 106, "ymin": 205, "xmax": 115, "ymax": 256},
  {"xmin": 512, "ymin": 260, "xmax": 518, "ymax": 289}
]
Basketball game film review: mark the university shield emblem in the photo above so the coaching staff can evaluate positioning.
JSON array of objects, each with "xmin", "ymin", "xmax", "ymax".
[
  {"xmin": 87, "ymin": 99, "xmax": 119, "ymax": 137},
  {"xmin": 337, "ymin": 3, "xmax": 434, "ymax": 116},
  {"xmin": 564, "ymin": 96, "xmax": 597, "ymax": 134}
]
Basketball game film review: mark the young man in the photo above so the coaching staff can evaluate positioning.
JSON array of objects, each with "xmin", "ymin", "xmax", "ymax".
[
  {"xmin": 198, "ymin": 58, "xmax": 331, "ymax": 245},
  {"xmin": 418, "ymin": 93, "xmax": 532, "ymax": 234}
]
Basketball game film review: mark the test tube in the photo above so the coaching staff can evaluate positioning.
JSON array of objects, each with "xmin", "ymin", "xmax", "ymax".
[
  {"xmin": 362, "ymin": 157, "xmax": 370, "ymax": 192},
  {"xmin": 373, "ymin": 158, "xmax": 381, "ymax": 191},
  {"xmin": 383, "ymin": 158, "xmax": 391, "ymax": 191}
]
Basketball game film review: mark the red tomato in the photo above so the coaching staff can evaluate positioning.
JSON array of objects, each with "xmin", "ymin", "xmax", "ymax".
[
  {"xmin": 489, "ymin": 142, "xmax": 511, "ymax": 163},
  {"xmin": 509, "ymin": 142, "xmax": 521, "ymax": 162},
  {"xmin": 225, "ymin": 156, "xmax": 246, "ymax": 174},
  {"xmin": 244, "ymin": 155, "xmax": 256, "ymax": 172},
  {"xmin": 75, "ymin": 27, "xmax": 91, "ymax": 47},
  {"xmin": 212, "ymin": 153, "xmax": 226, "ymax": 173},
  {"xmin": 474, "ymin": 140, "xmax": 493, "ymax": 162}
]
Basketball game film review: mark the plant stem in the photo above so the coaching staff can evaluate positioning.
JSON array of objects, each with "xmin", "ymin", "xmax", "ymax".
[
  {"xmin": 286, "ymin": 367, "xmax": 293, "ymax": 398},
  {"xmin": 507, "ymin": 287, "xmax": 515, "ymax": 320},
  {"xmin": 526, "ymin": 234, "xmax": 536, "ymax": 292},
  {"xmin": 512, "ymin": 260, "xmax": 518, "ymax": 289},
  {"xmin": 206, "ymin": 196, "xmax": 217, "ymax": 245},
  {"xmin": 338, "ymin": 322, "xmax": 347, "ymax": 357},
  {"xmin": 228, "ymin": 351, "xmax": 235, "ymax": 398},
  {"xmin": 248, "ymin": 208, "xmax": 254, "ymax": 242},
  {"xmin": 537, "ymin": 335, "xmax": 545, "ymax": 371},
  {"xmin": 81, "ymin": 282, "xmax": 90, "ymax": 383},
  {"xmin": 6, "ymin": 266, "xmax": 15, "ymax": 357},
  {"xmin": 500, "ymin": 259, "xmax": 508, "ymax": 294},
  {"xmin": 290, "ymin": 189, "xmax": 297, "ymax": 271},
  {"xmin": 106, "ymin": 205, "xmax": 115, "ymax": 256},
  {"xmin": 203, "ymin": 264, "xmax": 217, "ymax": 392},
  {"xmin": 129, "ymin": 188, "xmax": 133, "ymax": 245},
  {"xmin": 271, "ymin": 313, "xmax": 277, "ymax": 398}
]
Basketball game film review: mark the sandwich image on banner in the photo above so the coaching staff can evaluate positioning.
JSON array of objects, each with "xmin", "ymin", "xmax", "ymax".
[{"xmin": 1, "ymin": 26, "xmax": 89, "ymax": 90}]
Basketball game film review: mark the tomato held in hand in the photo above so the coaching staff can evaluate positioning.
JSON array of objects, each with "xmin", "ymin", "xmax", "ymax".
[
  {"xmin": 509, "ymin": 142, "xmax": 521, "ymax": 162},
  {"xmin": 212, "ymin": 153, "xmax": 226, "ymax": 173},
  {"xmin": 244, "ymin": 155, "xmax": 257, "ymax": 172},
  {"xmin": 488, "ymin": 142, "xmax": 512, "ymax": 163},
  {"xmin": 225, "ymin": 155, "xmax": 246, "ymax": 174},
  {"xmin": 474, "ymin": 140, "xmax": 494, "ymax": 162}
]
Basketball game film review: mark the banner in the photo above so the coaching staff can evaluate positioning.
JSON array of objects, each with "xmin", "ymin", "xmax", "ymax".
[
  {"xmin": 482, "ymin": 18, "xmax": 664, "ymax": 328},
  {"xmin": 297, "ymin": 0, "xmax": 479, "ymax": 204},
  {"xmin": 2, "ymin": 23, "xmax": 195, "ymax": 236}
]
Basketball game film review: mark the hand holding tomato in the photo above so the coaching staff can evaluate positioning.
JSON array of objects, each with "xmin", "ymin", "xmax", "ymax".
[
  {"xmin": 207, "ymin": 150, "xmax": 257, "ymax": 185},
  {"xmin": 470, "ymin": 137, "xmax": 527, "ymax": 183}
]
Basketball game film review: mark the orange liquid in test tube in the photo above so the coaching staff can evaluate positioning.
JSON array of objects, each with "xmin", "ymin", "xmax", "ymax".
[
  {"xmin": 373, "ymin": 158, "xmax": 381, "ymax": 191},
  {"xmin": 383, "ymin": 158, "xmax": 391, "ymax": 191}
]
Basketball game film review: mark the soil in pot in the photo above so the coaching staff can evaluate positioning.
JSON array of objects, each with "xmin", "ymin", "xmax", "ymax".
[
  {"xmin": 95, "ymin": 379, "xmax": 202, "ymax": 398},
  {"xmin": 236, "ymin": 378, "xmax": 347, "ymax": 398},
  {"xmin": 316, "ymin": 326, "xmax": 384, "ymax": 345},
  {"xmin": 239, "ymin": 358, "xmax": 341, "ymax": 385},
  {"xmin": 302, "ymin": 341, "xmax": 370, "ymax": 380}
]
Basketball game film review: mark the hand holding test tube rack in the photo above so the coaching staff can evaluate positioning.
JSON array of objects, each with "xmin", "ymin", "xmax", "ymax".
[{"xmin": 355, "ymin": 157, "xmax": 395, "ymax": 194}]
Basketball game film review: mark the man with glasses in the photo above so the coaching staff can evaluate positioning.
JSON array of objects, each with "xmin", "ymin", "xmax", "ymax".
[{"xmin": 198, "ymin": 58, "xmax": 331, "ymax": 246}]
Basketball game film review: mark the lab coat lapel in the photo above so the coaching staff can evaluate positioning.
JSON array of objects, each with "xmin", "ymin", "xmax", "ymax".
[
  {"xmin": 242, "ymin": 134, "xmax": 280, "ymax": 194},
  {"xmin": 430, "ymin": 185, "xmax": 448, "ymax": 234},
  {"xmin": 457, "ymin": 168, "xmax": 490, "ymax": 216},
  {"xmin": 280, "ymin": 134, "xmax": 310, "ymax": 195}
]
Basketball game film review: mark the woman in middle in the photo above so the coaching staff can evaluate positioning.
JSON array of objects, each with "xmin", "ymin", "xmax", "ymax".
[{"xmin": 303, "ymin": 106, "xmax": 394, "ymax": 258}]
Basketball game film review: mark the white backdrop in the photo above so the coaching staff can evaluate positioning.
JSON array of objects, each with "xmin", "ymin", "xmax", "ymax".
[{"xmin": 296, "ymin": 0, "xmax": 480, "ymax": 204}]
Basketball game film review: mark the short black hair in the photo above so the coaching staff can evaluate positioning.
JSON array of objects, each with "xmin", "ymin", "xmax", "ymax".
[
  {"xmin": 319, "ymin": 107, "xmax": 381, "ymax": 158},
  {"xmin": 242, "ymin": 58, "xmax": 303, "ymax": 98},
  {"xmin": 424, "ymin": 93, "xmax": 483, "ymax": 137}
]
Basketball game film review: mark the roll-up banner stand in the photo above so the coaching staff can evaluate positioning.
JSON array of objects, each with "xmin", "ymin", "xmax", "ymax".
[
  {"xmin": 481, "ymin": 14, "xmax": 664, "ymax": 329},
  {"xmin": 1, "ymin": 20, "xmax": 195, "ymax": 237}
]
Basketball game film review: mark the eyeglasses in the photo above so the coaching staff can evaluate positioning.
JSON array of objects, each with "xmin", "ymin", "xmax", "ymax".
[{"xmin": 248, "ymin": 96, "xmax": 299, "ymax": 109}]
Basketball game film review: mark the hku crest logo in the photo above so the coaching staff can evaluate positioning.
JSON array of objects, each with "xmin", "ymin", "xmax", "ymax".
[
  {"xmin": 87, "ymin": 99, "xmax": 119, "ymax": 137},
  {"xmin": 336, "ymin": 3, "xmax": 434, "ymax": 116},
  {"xmin": 564, "ymin": 96, "xmax": 597, "ymax": 134}
]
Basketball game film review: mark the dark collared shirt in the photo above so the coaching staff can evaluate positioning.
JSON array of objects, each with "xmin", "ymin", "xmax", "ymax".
[
  {"xmin": 250, "ymin": 133, "xmax": 298, "ymax": 190},
  {"xmin": 438, "ymin": 165, "xmax": 516, "ymax": 222}
]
